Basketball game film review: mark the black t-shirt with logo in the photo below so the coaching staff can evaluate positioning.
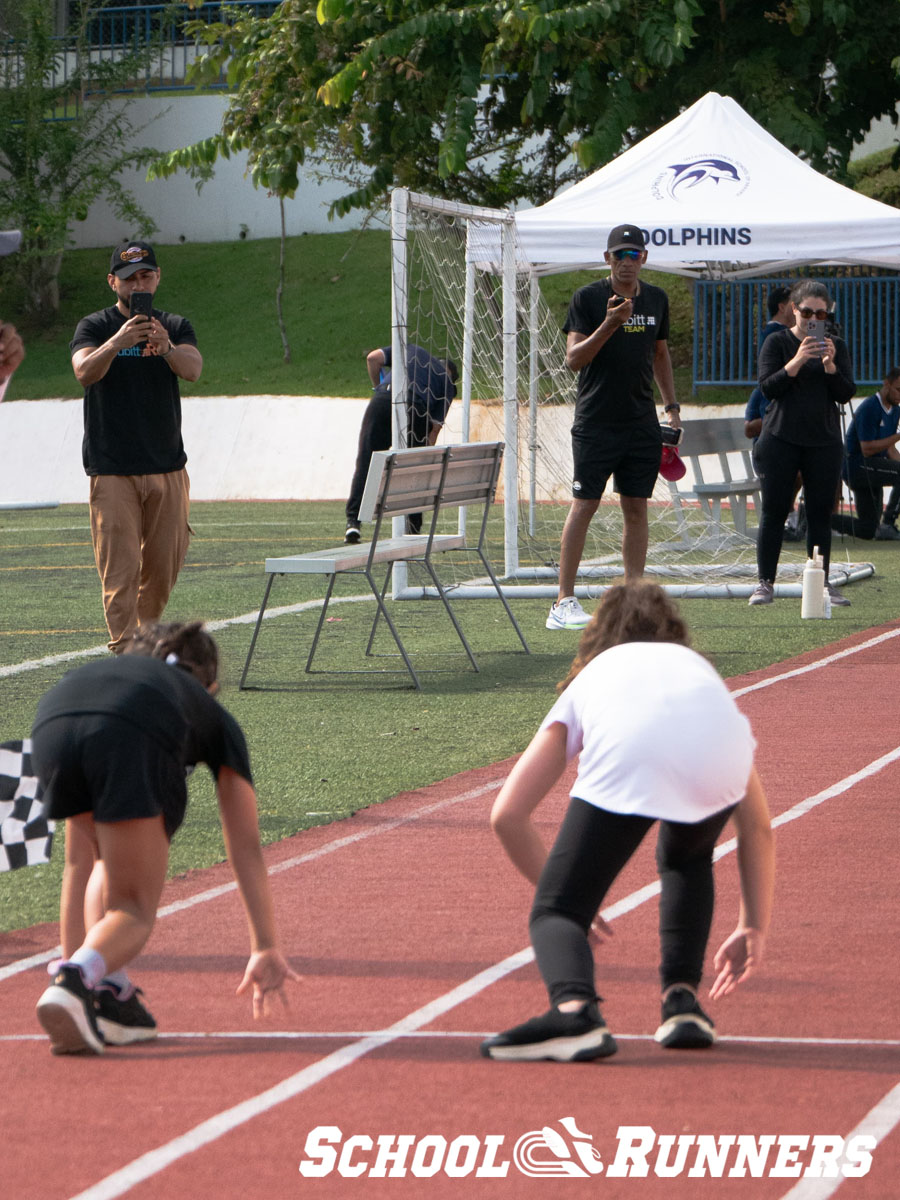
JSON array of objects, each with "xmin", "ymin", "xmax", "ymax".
[
  {"xmin": 71, "ymin": 305, "xmax": 197, "ymax": 475},
  {"xmin": 563, "ymin": 279, "xmax": 670, "ymax": 431}
]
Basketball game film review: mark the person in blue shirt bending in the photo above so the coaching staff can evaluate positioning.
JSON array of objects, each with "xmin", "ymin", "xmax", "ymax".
[{"xmin": 831, "ymin": 368, "xmax": 900, "ymax": 541}]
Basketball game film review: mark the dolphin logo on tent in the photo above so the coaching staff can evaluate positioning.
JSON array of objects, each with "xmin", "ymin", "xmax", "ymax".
[{"xmin": 666, "ymin": 158, "xmax": 742, "ymax": 199}]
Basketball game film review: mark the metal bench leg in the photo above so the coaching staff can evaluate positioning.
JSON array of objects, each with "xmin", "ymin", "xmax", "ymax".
[
  {"xmin": 422, "ymin": 557, "xmax": 479, "ymax": 672},
  {"xmin": 365, "ymin": 562, "xmax": 394, "ymax": 657},
  {"xmin": 364, "ymin": 568, "xmax": 422, "ymax": 690},
  {"xmin": 239, "ymin": 572, "xmax": 277, "ymax": 690},
  {"xmin": 306, "ymin": 573, "xmax": 339, "ymax": 674},
  {"xmin": 475, "ymin": 549, "xmax": 531, "ymax": 653}
]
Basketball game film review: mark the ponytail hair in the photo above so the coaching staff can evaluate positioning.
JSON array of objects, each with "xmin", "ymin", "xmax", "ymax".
[
  {"xmin": 125, "ymin": 621, "xmax": 219, "ymax": 689},
  {"xmin": 558, "ymin": 582, "xmax": 691, "ymax": 692}
]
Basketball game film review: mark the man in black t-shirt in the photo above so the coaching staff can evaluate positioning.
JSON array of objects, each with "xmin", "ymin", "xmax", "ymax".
[
  {"xmin": 71, "ymin": 242, "xmax": 203, "ymax": 652},
  {"xmin": 547, "ymin": 224, "xmax": 680, "ymax": 631}
]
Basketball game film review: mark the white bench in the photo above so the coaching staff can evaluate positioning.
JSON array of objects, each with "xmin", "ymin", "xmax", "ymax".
[
  {"xmin": 239, "ymin": 441, "xmax": 530, "ymax": 690},
  {"xmin": 668, "ymin": 416, "xmax": 761, "ymax": 540}
]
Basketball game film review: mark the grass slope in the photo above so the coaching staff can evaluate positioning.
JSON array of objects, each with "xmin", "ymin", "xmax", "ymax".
[{"xmin": 5, "ymin": 231, "xmax": 733, "ymax": 403}]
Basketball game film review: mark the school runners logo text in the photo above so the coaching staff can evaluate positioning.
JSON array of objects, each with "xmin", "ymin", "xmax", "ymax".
[{"xmin": 299, "ymin": 1119, "xmax": 875, "ymax": 1180}]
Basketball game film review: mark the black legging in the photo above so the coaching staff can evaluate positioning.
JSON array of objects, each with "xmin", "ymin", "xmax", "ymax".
[
  {"xmin": 754, "ymin": 431, "xmax": 844, "ymax": 579},
  {"xmin": 529, "ymin": 798, "xmax": 736, "ymax": 1006},
  {"xmin": 345, "ymin": 388, "xmax": 431, "ymax": 529}
]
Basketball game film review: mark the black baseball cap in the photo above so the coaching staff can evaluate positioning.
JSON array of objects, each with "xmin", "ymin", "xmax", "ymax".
[
  {"xmin": 0, "ymin": 230, "xmax": 21, "ymax": 257},
  {"xmin": 110, "ymin": 240, "xmax": 159, "ymax": 278},
  {"xmin": 606, "ymin": 224, "xmax": 646, "ymax": 252}
]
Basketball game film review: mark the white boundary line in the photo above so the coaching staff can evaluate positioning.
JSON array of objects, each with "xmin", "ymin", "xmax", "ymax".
[
  {"xmin": 64, "ymin": 749, "xmax": 900, "ymax": 1200},
  {"xmin": 3, "ymin": 1030, "xmax": 899, "ymax": 1046},
  {"xmin": 3, "ymin": 599, "xmax": 898, "ymax": 682},
  {"xmin": 0, "ymin": 594, "xmax": 377, "ymax": 679},
  {"xmin": 779, "ymin": 1081, "xmax": 900, "ymax": 1200}
]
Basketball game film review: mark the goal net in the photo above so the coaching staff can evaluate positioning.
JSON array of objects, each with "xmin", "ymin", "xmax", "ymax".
[{"xmin": 390, "ymin": 189, "xmax": 867, "ymax": 599}]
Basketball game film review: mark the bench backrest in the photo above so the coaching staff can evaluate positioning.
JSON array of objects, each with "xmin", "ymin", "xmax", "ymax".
[
  {"xmin": 678, "ymin": 416, "xmax": 748, "ymax": 458},
  {"xmin": 358, "ymin": 442, "xmax": 504, "ymax": 523},
  {"xmin": 677, "ymin": 417, "xmax": 757, "ymax": 488}
]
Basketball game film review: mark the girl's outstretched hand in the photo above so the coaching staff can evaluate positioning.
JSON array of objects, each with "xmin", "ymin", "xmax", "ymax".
[
  {"xmin": 709, "ymin": 927, "xmax": 765, "ymax": 1000},
  {"xmin": 236, "ymin": 948, "xmax": 300, "ymax": 1018}
]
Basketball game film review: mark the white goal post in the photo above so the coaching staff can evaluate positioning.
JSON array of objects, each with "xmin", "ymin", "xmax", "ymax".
[{"xmin": 389, "ymin": 187, "xmax": 872, "ymax": 599}]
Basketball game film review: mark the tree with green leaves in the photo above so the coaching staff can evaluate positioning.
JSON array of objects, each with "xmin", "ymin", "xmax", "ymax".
[
  {"xmin": 0, "ymin": 0, "xmax": 163, "ymax": 320},
  {"xmin": 158, "ymin": 0, "xmax": 900, "ymax": 226}
]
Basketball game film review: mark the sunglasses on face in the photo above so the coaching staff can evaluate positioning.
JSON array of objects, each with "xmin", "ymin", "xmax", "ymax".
[
  {"xmin": 797, "ymin": 306, "xmax": 828, "ymax": 320},
  {"xmin": 611, "ymin": 248, "xmax": 642, "ymax": 261}
]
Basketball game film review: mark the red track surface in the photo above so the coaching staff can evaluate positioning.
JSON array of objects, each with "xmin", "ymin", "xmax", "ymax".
[{"xmin": 2, "ymin": 623, "xmax": 899, "ymax": 1199}]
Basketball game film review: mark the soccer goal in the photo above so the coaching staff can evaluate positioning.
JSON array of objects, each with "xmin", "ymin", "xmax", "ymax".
[{"xmin": 389, "ymin": 188, "xmax": 871, "ymax": 599}]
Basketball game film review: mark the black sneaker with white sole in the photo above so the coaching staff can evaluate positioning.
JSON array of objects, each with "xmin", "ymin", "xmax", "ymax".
[
  {"xmin": 94, "ymin": 982, "xmax": 158, "ymax": 1045},
  {"xmin": 654, "ymin": 986, "xmax": 716, "ymax": 1049},
  {"xmin": 36, "ymin": 965, "xmax": 105, "ymax": 1056},
  {"xmin": 344, "ymin": 525, "xmax": 361, "ymax": 545},
  {"xmin": 481, "ymin": 1000, "xmax": 617, "ymax": 1062}
]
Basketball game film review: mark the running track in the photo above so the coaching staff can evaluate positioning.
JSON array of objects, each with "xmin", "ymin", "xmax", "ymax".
[{"xmin": 2, "ymin": 623, "xmax": 899, "ymax": 1198}]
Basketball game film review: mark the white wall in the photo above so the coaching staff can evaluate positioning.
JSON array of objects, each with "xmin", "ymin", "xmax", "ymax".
[{"xmin": 68, "ymin": 94, "xmax": 368, "ymax": 250}]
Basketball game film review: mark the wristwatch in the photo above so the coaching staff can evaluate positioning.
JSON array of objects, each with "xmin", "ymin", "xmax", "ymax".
[{"xmin": 664, "ymin": 403, "xmax": 681, "ymax": 413}]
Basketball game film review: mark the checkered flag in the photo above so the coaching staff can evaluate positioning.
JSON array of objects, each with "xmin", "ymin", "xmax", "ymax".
[{"xmin": 0, "ymin": 739, "xmax": 54, "ymax": 871}]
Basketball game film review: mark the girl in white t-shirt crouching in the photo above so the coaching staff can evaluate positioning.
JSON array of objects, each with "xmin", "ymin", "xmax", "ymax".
[{"xmin": 481, "ymin": 582, "xmax": 774, "ymax": 1063}]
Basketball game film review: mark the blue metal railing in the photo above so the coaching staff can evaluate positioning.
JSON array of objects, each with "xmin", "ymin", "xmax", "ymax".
[
  {"xmin": 3, "ymin": 3, "xmax": 281, "ymax": 115},
  {"xmin": 694, "ymin": 276, "xmax": 900, "ymax": 391}
]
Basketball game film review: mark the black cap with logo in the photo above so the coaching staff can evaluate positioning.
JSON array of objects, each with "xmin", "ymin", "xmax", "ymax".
[
  {"xmin": 109, "ymin": 241, "xmax": 159, "ymax": 278},
  {"xmin": 606, "ymin": 224, "xmax": 646, "ymax": 252}
]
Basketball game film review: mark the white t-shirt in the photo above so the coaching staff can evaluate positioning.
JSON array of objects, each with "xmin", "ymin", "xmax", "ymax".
[{"xmin": 540, "ymin": 642, "xmax": 755, "ymax": 823}]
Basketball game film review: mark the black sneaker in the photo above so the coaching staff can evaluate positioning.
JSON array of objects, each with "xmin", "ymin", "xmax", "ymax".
[
  {"xmin": 94, "ymin": 982, "xmax": 158, "ymax": 1045},
  {"xmin": 344, "ymin": 525, "xmax": 361, "ymax": 545},
  {"xmin": 654, "ymin": 986, "xmax": 716, "ymax": 1049},
  {"xmin": 480, "ymin": 1001, "xmax": 617, "ymax": 1062},
  {"xmin": 36, "ymin": 965, "xmax": 105, "ymax": 1056}
]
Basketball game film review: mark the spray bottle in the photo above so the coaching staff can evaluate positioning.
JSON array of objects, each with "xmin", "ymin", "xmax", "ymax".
[{"xmin": 801, "ymin": 546, "xmax": 826, "ymax": 619}]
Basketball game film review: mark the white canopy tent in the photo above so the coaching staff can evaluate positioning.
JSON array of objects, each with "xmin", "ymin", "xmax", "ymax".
[{"xmin": 506, "ymin": 91, "xmax": 900, "ymax": 279}]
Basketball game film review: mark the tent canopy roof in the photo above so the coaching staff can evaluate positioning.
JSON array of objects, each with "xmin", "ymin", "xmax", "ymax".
[{"xmin": 505, "ymin": 93, "xmax": 900, "ymax": 279}]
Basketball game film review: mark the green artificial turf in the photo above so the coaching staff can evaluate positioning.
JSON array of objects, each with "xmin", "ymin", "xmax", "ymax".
[{"xmin": 0, "ymin": 498, "xmax": 894, "ymax": 933}]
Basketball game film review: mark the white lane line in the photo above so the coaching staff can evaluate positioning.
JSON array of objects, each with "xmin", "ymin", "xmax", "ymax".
[
  {"xmin": 0, "ymin": 594, "xmax": 376, "ymax": 678},
  {"xmin": 3, "ymin": 1031, "xmax": 898, "ymax": 1046},
  {"xmin": 64, "ymin": 752, "xmax": 899, "ymax": 1200},
  {"xmin": 0, "ymin": 778, "xmax": 506, "ymax": 983},
  {"xmin": 730, "ymin": 627, "xmax": 900, "ymax": 698},
  {"xmin": 4, "ymin": 601, "xmax": 898, "ymax": 683},
  {"xmin": 778, "ymin": 1080, "xmax": 900, "ymax": 1200}
]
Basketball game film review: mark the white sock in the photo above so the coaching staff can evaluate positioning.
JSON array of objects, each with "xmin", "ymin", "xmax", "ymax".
[{"xmin": 65, "ymin": 947, "xmax": 107, "ymax": 988}]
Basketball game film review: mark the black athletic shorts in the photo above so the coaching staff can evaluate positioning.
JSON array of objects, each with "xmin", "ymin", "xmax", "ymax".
[
  {"xmin": 571, "ymin": 423, "xmax": 662, "ymax": 500},
  {"xmin": 31, "ymin": 714, "xmax": 188, "ymax": 839}
]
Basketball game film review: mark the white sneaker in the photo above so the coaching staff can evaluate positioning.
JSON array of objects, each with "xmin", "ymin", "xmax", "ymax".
[{"xmin": 546, "ymin": 596, "xmax": 590, "ymax": 631}]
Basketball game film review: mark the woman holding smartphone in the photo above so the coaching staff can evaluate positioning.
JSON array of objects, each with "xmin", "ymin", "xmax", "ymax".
[{"xmin": 748, "ymin": 281, "xmax": 856, "ymax": 607}]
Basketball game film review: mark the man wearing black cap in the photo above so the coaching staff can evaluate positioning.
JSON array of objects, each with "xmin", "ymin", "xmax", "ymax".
[
  {"xmin": 71, "ymin": 241, "xmax": 203, "ymax": 652},
  {"xmin": 546, "ymin": 223, "xmax": 679, "ymax": 631}
]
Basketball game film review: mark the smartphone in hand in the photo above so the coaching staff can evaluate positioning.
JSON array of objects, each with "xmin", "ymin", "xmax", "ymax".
[
  {"xmin": 129, "ymin": 292, "xmax": 153, "ymax": 320},
  {"xmin": 806, "ymin": 317, "xmax": 826, "ymax": 354}
]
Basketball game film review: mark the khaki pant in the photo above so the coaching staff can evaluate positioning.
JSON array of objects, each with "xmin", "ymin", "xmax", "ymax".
[{"xmin": 89, "ymin": 470, "xmax": 191, "ymax": 653}]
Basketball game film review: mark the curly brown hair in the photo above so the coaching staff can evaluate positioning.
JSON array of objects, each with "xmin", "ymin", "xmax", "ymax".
[
  {"xmin": 125, "ymin": 621, "xmax": 219, "ymax": 689},
  {"xmin": 558, "ymin": 583, "xmax": 691, "ymax": 692}
]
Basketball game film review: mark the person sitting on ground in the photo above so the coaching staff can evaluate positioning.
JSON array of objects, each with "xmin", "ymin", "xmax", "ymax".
[
  {"xmin": 831, "ymin": 367, "xmax": 900, "ymax": 542},
  {"xmin": 32, "ymin": 621, "xmax": 298, "ymax": 1056},
  {"xmin": 481, "ymin": 583, "xmax": 775, "ymax": 1063},
  {"xmin": 344, "ymin": 343, "xmax": 458, "ymax": 544}
]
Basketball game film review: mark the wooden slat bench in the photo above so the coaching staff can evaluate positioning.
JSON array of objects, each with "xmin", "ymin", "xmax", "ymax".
[
  {"xmin": 668, "ymin": 416, "xmax": 761, "ymax": 540},
  {"xmin": 239, "ymin": 441, "xmax": 530, "ymax": 690}
]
